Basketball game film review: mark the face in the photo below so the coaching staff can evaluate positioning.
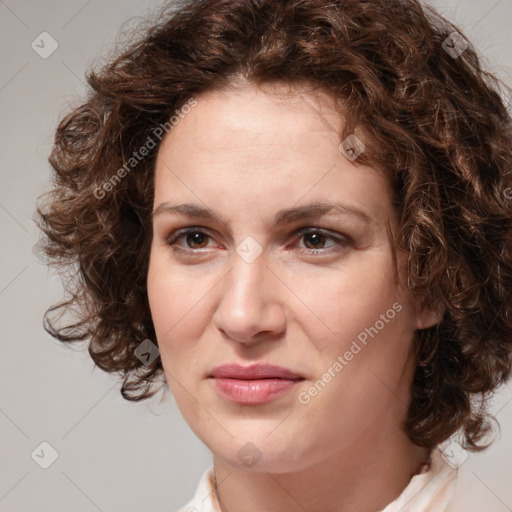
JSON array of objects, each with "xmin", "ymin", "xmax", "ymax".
[{"xmin": 147, "ymin": 82, "xmax": 438, "ymax": 472}]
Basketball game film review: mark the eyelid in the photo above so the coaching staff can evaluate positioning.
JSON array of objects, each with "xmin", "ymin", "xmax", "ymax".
[
  {"xmin": 164, "ymin": 226, "xmax": 216, "ymax": 246},
  {"xmin": 293, "ymin": 226, "xmax": 351, "ymax": 243},
  {"xmin": 164, "ymin": 225, "xmax": 351, "ymax": 255}
]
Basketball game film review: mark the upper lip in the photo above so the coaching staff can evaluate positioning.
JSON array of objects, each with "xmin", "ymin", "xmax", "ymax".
[{"xmin": 208, "ymin": 363, "xmax": 304, "ymax": 380}]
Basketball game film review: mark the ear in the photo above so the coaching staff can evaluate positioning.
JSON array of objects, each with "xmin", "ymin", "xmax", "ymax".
[{"xmin": 414, "ymin": 296, "xmax": 446, "ymax": 330}]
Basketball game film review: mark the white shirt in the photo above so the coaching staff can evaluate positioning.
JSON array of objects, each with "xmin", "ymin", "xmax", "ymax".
[{"xmin": 176, "ymin": 447, "xmax": 458, "ymax": 512}]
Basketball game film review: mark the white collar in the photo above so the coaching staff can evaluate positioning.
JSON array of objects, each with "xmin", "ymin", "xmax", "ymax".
[{"xmin": 178, "ymin": 447, "xmax": 458, "ymax": 512}]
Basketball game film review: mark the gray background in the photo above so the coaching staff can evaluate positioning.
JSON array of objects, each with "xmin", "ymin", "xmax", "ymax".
[{"xmin": 0, "ymin": 1, "xmax": 511, "ymax": 511}]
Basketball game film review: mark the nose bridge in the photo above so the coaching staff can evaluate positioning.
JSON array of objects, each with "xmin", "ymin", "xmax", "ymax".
[
  {"xmin": 228, "ymin": 232, "xmax": 268, "ymax": 298},
  {"xmin": 226, "ymin": 246, "xmax": 269, "ymax": 314},
  {"xmin": 213, "ymin": 243, "xmax": 285, "ymax": 341}
]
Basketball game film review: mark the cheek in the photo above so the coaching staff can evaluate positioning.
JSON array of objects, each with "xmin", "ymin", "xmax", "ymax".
[
  {"xmin": 147, "ymin": 258, "xmax": 189, "ymax": 358},
  {"xmin": 147, "ymin": 264, "xmax": 176, "ymax": 341},
  {"xmin": 147, "ymin": 267, "xmax": 198, "ymax": 408},
  {"xmin": 148, "ymin": 252, "xmax": 198, "ymax": 333},
  {"xmin": 298, "ymin": 253, "xmax": 416, "ymax": 402},
  {"xmin": 146, "ymin": 255, "xmax": 214, "ymax": 376},
  {"xmin": 295, "ymin": 253, "xmax": 407, "ymax": 346}
]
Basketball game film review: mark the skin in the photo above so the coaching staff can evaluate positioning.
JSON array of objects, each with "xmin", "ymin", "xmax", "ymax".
[{"xmin": 147, "ymin": 80, "xmax": 442, "ymax": 512}]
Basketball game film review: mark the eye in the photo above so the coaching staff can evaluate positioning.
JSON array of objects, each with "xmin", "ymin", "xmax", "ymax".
[
  {"xmin": 294, "ymin": 228, "xmax": 350, "ymax": 254},
  {"xmin": 164, "ymin": 226, "xmax": 351, "ymax": 256},
  {"xmin": 165, "ymin": 227, "xmax": 215, "ymax": 251}
]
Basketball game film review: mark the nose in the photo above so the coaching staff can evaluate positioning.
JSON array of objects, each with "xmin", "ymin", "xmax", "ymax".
[{"xmin": 212, "ymin": 252, "xmax": 287, "ymax": 345}]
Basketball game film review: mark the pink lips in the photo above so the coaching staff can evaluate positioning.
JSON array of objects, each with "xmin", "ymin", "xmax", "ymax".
[{"xmin": 208, "ymin": 364, "xmax": 304, "ymax": 405}]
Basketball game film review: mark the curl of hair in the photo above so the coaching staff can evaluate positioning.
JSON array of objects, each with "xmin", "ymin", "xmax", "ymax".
[{"xmin": 36, "ymin": 0, "xmax": 512, "ymax": 449}]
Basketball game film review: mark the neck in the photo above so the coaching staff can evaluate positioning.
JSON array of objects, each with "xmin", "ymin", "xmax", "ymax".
[{"xmin": 212, "ymin": 405, "xmax": 430, "ymax": 512}]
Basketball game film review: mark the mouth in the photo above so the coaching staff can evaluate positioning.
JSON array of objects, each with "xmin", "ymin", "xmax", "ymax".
[{"xmin": 207, "ymin": 363, "xmax": 305, "ymax": 405}]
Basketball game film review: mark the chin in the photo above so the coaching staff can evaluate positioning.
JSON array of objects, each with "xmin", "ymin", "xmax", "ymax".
[{"xmin": 207, "ymin": 431, "xmax": 322, "ymax": 473}]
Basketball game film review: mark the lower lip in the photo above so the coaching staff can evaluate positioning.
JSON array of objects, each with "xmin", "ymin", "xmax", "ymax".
[{"xmin": 210, "ymin": 378, "xmax": 301, "ymax": 405}]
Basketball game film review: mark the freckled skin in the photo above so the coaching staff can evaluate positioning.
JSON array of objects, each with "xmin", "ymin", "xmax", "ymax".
[{"xmin": 147, "ymin": 82, "xmax": 442, "ymax": 512}]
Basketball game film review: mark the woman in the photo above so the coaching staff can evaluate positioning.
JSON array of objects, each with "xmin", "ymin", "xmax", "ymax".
[{"xmin": 36, "ymin": 0, "xmax": 512, "ymax": 510}]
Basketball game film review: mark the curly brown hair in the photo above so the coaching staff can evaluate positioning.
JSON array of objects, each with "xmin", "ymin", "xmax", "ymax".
[{"xmin": 36, "ymin": 0, "xmax": 512, "ymax": 452}]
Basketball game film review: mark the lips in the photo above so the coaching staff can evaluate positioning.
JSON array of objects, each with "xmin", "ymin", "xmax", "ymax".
[
  {"xmin": 208, "ymin": 364, "xmax": 304, "ymax": 405},
  {"xmin": 208, "ymin": 363, "xmax": 303, "ymax": 380}
]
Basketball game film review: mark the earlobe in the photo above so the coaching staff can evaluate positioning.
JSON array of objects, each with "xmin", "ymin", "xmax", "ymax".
[{"xmin": 415, "ymin": 298, "xmax": 446, "ymax": 330}]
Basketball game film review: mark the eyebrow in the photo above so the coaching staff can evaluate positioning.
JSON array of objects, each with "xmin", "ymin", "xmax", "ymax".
[{"xmin": 152, "ymin": 200, "xmax": 374, "ymax": 228}]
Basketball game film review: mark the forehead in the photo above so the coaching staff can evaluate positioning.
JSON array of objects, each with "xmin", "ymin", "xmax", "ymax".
[
  {"xmin": 153, "ymin": 82, "xmax": 393, "ymax": 226},
  {"xmin": 172, "ymin": 84, "xmax": 336, "ymax": 153}
]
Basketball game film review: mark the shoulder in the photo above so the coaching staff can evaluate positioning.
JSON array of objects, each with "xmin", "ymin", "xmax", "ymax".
[
  {"xmin": 446, "ymin": 465, "xmax": 508, "ymax": 512},
  {"xmin": 381, "ymin": 446, "xmax": 457, "ymax": 512}
]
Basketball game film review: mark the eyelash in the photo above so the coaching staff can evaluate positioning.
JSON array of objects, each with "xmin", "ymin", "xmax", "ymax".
[{"xmin": 164, "ymin": 226, "xmax": 351, "ymax": 256}]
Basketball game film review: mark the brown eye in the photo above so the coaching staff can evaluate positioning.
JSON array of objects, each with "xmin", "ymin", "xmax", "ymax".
[
  {"xmin": 165, "ymin": 228, "xmax": 214, "ymax": 250},
  {"xmin": 295, "ymin": 228, "xmax": 350, "ymax": 254},
  {"xmin": 184, "ymin": 231, "xmax": 210, "ymax": 249},
  {"xmin": 302, "ymin": 232, "xmax": 330, "ymax": 250}
]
